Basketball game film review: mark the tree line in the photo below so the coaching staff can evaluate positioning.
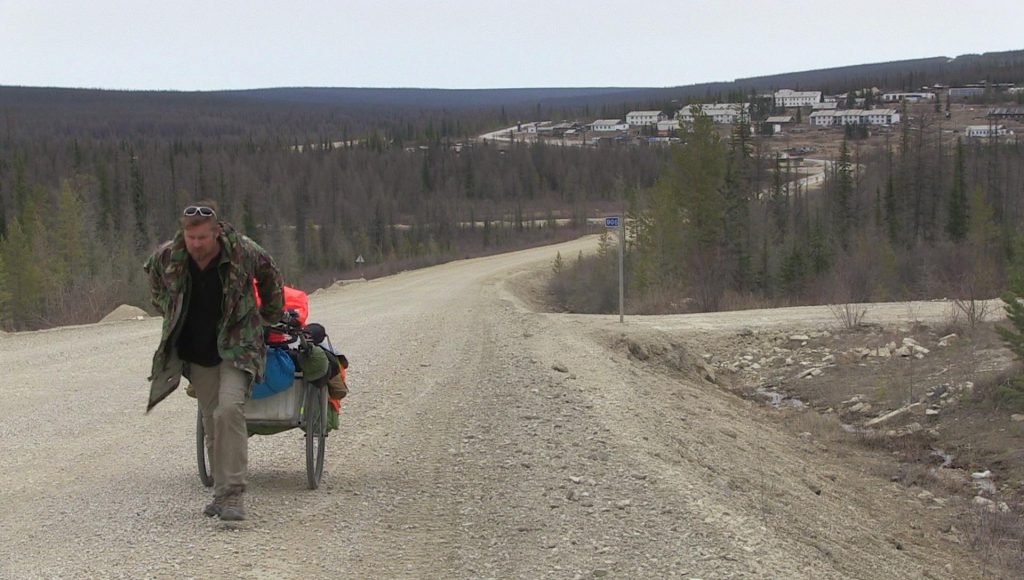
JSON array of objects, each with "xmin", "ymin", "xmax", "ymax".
[{"xmin": 0, "ymin": 129, "xmax": 664, "ymax": 329}]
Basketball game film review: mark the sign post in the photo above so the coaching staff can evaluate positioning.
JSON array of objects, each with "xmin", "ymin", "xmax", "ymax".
[
  {"xmin": 605, "ymin": 216, "xmax": 624, "ymax": 323},
  {"xmin": 355, "ymin": 254, "xmax": 365, "ymax": 279}
]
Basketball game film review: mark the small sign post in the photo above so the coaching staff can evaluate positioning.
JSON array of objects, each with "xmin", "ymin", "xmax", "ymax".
[
  {"xmin": 355, "ymin": 254, "xmax": 365, "ymax": 278},
  {"xmin": 606, "ymin": 216, "xmax": 624, "ymax": 323}
]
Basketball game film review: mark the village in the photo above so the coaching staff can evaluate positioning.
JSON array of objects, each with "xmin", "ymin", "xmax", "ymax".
[{"xmin": 478, "ymin": 84, "xmax": 1024, "ymax": 157}]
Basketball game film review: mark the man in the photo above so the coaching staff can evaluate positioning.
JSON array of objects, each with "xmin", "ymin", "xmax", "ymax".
[{"xmin": 144, "ymin": 201, "xmax": 284, "ymax": 521}]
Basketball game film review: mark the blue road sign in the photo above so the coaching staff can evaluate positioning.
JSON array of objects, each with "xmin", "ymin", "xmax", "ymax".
[{"xmin": 605, "ymin": 216, "xmax": 620, "ymax": 228}]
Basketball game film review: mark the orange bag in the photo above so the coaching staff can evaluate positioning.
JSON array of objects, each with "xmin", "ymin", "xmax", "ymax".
[{"xmin": 255, "ymin": 282, "xmax": 309, "ymax": 344}]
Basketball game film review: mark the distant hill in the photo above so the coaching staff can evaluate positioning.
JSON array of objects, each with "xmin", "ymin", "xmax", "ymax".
[{"xmin": 1, "ymin": 49, "xmax": 1022, "ymax": 141}]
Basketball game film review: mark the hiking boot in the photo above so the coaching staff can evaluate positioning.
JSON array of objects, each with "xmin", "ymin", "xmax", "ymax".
[
  {"xmin": 203, "ymin": 495, "xmax": 224, "ymax": 517},
  {"xmin": 219, "ymin": 492, "xmax": 246, "ymax": 521}
]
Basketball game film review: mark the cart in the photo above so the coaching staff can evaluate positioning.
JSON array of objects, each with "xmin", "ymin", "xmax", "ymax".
[{"xmin": 196, "ymin": 321, "xmax": 329, "ymax": 490}]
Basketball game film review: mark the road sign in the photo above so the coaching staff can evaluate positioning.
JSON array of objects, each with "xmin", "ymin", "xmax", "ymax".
[
  {"xmin": 355, "ymin": 255, "xmax": 365, "ymax": 264},
  {"xmin": 605, "ymin": 216, "xmax": 620, "ymax": 228}
]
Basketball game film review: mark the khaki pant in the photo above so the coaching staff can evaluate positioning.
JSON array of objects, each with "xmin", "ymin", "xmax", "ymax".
[{"xmin": 190, "ymin": 361, "xmax": 250, "ymax": 496}]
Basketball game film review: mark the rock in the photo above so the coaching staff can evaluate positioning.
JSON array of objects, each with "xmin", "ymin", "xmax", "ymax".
[
  {"xmin": 822, "ymin": 354, "xmax": 836, "ymax": 364},
  {"xmin": 925, "ymin": 408, "xmax": 940, "ymax": 416},
  {"xmin": 913, "ymin": 345, "xmax": 930, "ymax": 355},
  {"xmin": 971, "ymin": 470, "xmax": 992, "ymax": 480},
  {"xmin": 738, "ymin": 327, "xmax": 754, "ymax": 337},
  {"xmin": 902, "ymin": 337, "xmax": 920, "ymax": 347},
  {"xmin": 626, "ymin": 340, "xmax": 649, "ymax": 361},
  {"xmin": 696, "ymin": 360, "xmax": 717, "ymax": 384},
  {"xmin": 810, "ymin": 368, "xmax": 823, "ymax": 377},
  {"xmin": 552, "ymin": 363, "xmax": 569, "ymax": 373},
  {"xmin": 1012, "ymin": 414, "xmax": 1024, "ymax": 422},
  {"xmin": 894, "ymin": 346, "xmax": 912, "ymax": 357},
  {"xmin": 789, "ymin": 334, "xmax": 810, "ymax": 342},
  {"xmin": 865, "ymin": 403, "xmax": 922, "ymax": 427},
  {"xmin": 614, "ymin": 499, "xmax": 632, "ymax": 510},
  {"xmin": 798, "ymin": 368, "xmax": 816, "ymax": 379},
  {"xmin": 785, "ymin": 357, "xmax": 794, "ymax": 366},
  {"xmin": 939, "ymin": 333, "xmax": 958, "ymax": 345},
  {"xmin": 973, "ymin": 496, "xmax": 996, "ymax": 512},
  {"xmin": 849, "ymin": 402, "xmax": 867, "ymax": 413},
  {"xmin": 904, "ymin": 422, "xmax": 923, "ymax": 433},
  {"xmin": 100, "ymin": 304, "xmax": 148, "ymax": 323}
]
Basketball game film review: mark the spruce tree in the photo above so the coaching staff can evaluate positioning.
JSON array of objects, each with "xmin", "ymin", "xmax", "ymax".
[
  {"xmin": 833, "ymin": 138, "xmax": 854, "ymax": 250},
  {"xmin": 997, "ymin": 237, "xmax": 1024, "ymax": 396},
  {"xmin": 946, "ymin": 138, "xmax": 969, "ymax": 243}
]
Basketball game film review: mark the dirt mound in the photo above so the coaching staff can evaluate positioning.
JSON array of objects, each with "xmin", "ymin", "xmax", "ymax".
[
  {"xmin": 100, "ymin": 304, "xmax": 148, "ymax": 323},
  {"xmin": 311, "ymin": 278, "xmax": 366, "ymax": 297}
]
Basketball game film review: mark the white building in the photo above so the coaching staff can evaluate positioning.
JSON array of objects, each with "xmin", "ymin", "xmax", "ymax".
[
  {"xmin": 812, "ymin": 101, "xmax": 838, "ymax": 110},
  {"xmin": 774, "ymin": 89, "xmax": 822, "ymax": 108},
  {"xmin": 527, "ymin": 121, "xmax": 552, "ymax": 134},
  {"xmin": 626, "ymin": 110, "xmax": 667, "ymax": 126},
  {"xmin": 809, "ymin": 109, "xmax": 900, "ymax": 127},
  {"xmin": 676, "ymin": 103, "xmax": 750, "ymax": 125},
  {"xmin": 589, "ymin": 119, "xmax": 629, "ymax": 132},
  {"xmin": 765, "ymin": 115, "xmax": 794, "ymax": 134},
  {"xmin": 881, "ymin": 92, "xmax": 936, "ymax": 103},
  {"xmin": 862, "ymin": 109, "xmax": 900, "ymax": 125},
  {"xmin": 656, "ymin": 119, "xmax": 681, "ymax": 134},
  {"xmin": 950, "ymin": 87, "xmax": 986, "ymax": 99},
  {"xmin": 965, "ymin": 124, "xmax": 1013, "ymax": 138}
]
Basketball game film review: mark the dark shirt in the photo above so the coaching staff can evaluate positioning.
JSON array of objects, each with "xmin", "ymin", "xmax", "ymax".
[{"xmin": 177, "ymin": 254, "xmax": 224, "ymax": 367}]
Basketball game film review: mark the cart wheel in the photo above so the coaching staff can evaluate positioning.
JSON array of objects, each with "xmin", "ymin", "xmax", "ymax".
[
  {"xmin": 196, "ymin": 408, "xmax": 213, "ymax": 488},
  {"xmin": 304, "ymin": 383, "xmax": 328, "ymax": 489}
]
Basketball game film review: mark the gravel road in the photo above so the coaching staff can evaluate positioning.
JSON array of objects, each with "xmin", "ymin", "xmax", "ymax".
[{"xmin": 0, "ymin": 237, "xmax": 991, "ymax": 579}]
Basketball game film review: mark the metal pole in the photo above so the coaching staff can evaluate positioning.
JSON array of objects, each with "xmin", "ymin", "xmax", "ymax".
[{"xmin": 618, "ymin": 216, "xmax": 625, "ymax": 323}]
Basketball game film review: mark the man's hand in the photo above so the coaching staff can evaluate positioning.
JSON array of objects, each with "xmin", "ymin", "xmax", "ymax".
[{"xmin": 281, "ymin": 309, "xmax": 301, "ymax": 328}]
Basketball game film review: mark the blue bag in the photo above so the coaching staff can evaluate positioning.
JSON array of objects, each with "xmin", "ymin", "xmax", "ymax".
[{"xmin": 251, "ymin": 348, "xmax": 297, "ymax": 400}]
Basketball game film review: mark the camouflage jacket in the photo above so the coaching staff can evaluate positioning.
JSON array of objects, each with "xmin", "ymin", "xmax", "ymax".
[{"xmin": 143, "ymin": 222, "xmax": 285, "ymax": 412}]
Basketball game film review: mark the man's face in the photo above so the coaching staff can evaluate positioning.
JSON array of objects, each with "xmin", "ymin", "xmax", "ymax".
[{"xmin": 183, "ymin": 221, "xmax": 221, "ymax": 264}]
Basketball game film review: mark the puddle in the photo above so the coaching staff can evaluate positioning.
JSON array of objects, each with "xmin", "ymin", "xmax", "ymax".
[{"xmin": 753, "ymin": 387, "xmax": 806, "ymax": 409}]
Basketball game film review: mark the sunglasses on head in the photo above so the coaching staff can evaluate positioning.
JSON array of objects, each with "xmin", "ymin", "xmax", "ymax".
[{"xmin": 183, "ymin": 206, "xmax": 216, "ymax": 217}]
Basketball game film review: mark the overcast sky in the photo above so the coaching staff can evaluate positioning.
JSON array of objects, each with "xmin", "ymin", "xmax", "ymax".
[{"xmin": 3, "ymin": 0, "xmax": 1023, "ymax": 91}]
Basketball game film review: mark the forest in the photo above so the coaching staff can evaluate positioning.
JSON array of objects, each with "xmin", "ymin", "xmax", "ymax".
[{"xmin": 2, "ymin": 49, "xmax": 1024, "ymax": 330}]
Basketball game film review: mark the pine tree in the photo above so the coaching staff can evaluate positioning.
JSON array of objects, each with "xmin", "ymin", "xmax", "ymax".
[
  {"xmin": 997, "ymin": 237, "xmax": 1024, "ymax": 395},
  {"xmin": 769, "ymin": 154, "xmax": 788, "ymax": 242},
  {"xmin": 0, "ymin": 252, "xmax": 10, "ymax": 327},
  {"xmin": 832, "ymin": 138, "xmax": 854, "ymax": 249},
  {"xmin": 130, "ymin": 152, "xmax": 148, "ymax": 253},
  {"xmin": 946, "ymin": 137, "xmax": 969, "ymax": 243},
  {"xmin": 52, "ymin": 180, "xmax": 87, "ymax": 289},
  {"xmin": 0, "ymin": 218, "xmax": 45, "ymax": 328}
]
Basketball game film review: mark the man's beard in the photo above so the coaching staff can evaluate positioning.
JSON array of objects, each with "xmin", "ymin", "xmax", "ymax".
[{"xmin": 189, "ymin": 247, "xmax": 217, "ymax": 264}]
